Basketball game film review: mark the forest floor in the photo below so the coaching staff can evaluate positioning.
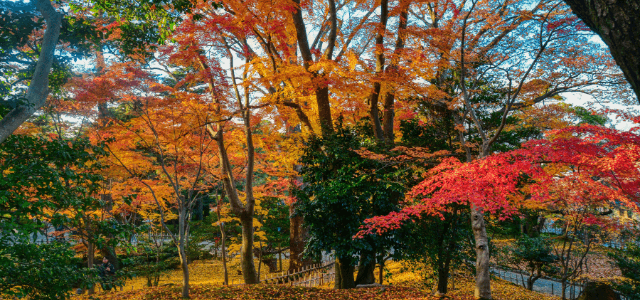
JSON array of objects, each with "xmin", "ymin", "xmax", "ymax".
[{"xmin": 75, "ymin": 259, "xmax": 561, "ymax": 299}]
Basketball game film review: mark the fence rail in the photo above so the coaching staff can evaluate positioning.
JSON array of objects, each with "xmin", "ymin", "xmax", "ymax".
[
  {"xmin": 491, "ymin": 267, "xmax": 584, "ymax": 300},
  {"xmin": 229, "ymin": 260, "xmax": 335, "ymax": 287}
]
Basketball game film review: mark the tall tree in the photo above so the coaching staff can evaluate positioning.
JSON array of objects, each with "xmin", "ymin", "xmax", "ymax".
[
  {"xmin": 0, "ymin": 0, "xmax": 61, "ymax": 143},
  {"xmin": 359, "ymin": 123, "xmax": 640, "ymax": 298},
  {"xmin": 563, "ymin": 0, "xmax": 640, "ymax": 100}
]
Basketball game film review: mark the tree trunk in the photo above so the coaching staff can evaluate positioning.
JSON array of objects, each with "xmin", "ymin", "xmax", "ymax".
[
  {"xmin": 527, "ymin": 274, "xmax": 534, "ymax": 291},
  {"xmin": 87, "ymin": 241, "xmax": 95, "ymax": 295},
  {"xmin": 221, "ymin": 227, "xmax": 228, "ymax": 285},
  {"xmin": 563, "ymin": 0, "xmax": 640, "ymax": 101},
  {"xmin": 316, "ymin": 86, "xmax": 334, "ymax": 135},
  {"xmin": 289, "ymin": 203, "xmax": 310, "ymax": 272},
  {"xmin": 381, "ymin": 7, "xmax": 408, "ymax": 144},
  {"xmin": 355, "ymin": 254, "xmax": 376, "ymax": 285},
  {"xmin": 257, "ymin": 240, "xmax": 263, "ymax": 281},
  {"xmin": 471, "ymin": 205, "xmax": 492, "ymax": 299},
  {"xmin": 291, "ymin": 0, "xmax": 334, "ymax": 136},
  {"xmin": 437, "ymin": 267, "xmax": 449, "ymax": 295},
  {"xmin": 178, "ymin": 243, "xmax": 190, "ymax": 298},
  {"xmin": 334, "ymin": 257, "xmax": 355, "ymax": 289},
  {"xmin": 436, "ymin": 239, "xmax": 455, "ymax": 295},
  {"xmin": 218, "ymin": 218, "xmax": 228, "ymax": 285},
  {"xmin": 368, "ymin": 0, "xmax": 388, "ymax": 141},
  {"xmin": 239, "ymin": 213, "xmax": 259, "ymax": 284},
  {"xmin": 378, "ymin": 260, "xmax": 384, "ymax": 284},
  {"xmin": 0, "ymin": 0, "xmax": 62, "ymax": 144}
]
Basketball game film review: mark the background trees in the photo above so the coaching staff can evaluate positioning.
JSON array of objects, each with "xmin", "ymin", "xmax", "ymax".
[{"xmin": 1, "ymin": 0, "xmax": 639, "ymax": 299}]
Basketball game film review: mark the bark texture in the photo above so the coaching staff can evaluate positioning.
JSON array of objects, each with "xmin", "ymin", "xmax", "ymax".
[
  {"xmin": 563, "ymin": 0, "xmax": 640, "ymax": 100},
  {"xmin": 288, "ymin": 203, "xmax": 311, "ymax": 272},
  {"xmin": 471, "ymin": 206, "xmax": 492, "ymax": 299},
  {"xmin": 354, "ymin": 259, "xmax": 376, "ymax": 285},
  {"xmin": 178, "ymin": 243, "xmax": 190, "ymax": 298},
  {"xmin": 0, "ymin": 0, "xmax": 62, "ymax": 143},
  {"xmin": 239, "ymin": 213, "xmax": 259, "ymax": 283},
  {"xmin": 334, "ymin": 257, "xmax": 356, "ymax": 289},
  {"xmin": 292, "ymin": 0, "xmax": 336, "ymax": 135},
  {"xmin": 368, "ymin": 0, "xmax": 389, "ymax": 141}
]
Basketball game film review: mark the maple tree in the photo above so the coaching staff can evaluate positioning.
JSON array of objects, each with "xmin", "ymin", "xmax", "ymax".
[
  {"xmin": 71, "ymin": 57, "xmax": 221, "ymax": 297},
  {"xmin": 359, "ymin": 122, "xmax": 640, "ymax": 297},
  {"xmin": 401, "ymin": 0, "xmax": 627, "ymax": 296}
]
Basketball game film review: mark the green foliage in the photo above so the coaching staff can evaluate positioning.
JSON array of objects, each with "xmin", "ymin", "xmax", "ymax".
[
  {"xmin": 0, "ymin": 239, "xmax": 93, "ymax": 300},
  {"xmin": 395, "ymin": 208, "xmax": 472, "ymax": 289},
  {"xmin": 608, "ymin": 240, "xmax": 640, "ymax": 299},
  {"xmin": 296, "ymin": 122, "xmax": 403, "ymax": 263},
  {"xmin": 508, "ymin": 236, "xmax": 558, "ymax": 269},
  {"xmin": 258, "ymin": 196, "xmax": 290, "ymax": 247},
  {"xmin": 0, "ymin": 136, "xmax": 129, "ymax": 298},
  {"xmin": 399, "ymin": 118, "xmax": 453, "ymax": 152},
  {"xmin": 0, "ymin": 135, "xmax": 107, "ymax": 232},
  {"xmin": 80, "ymin": 0, "xmax": 221, "ymax": 58},
  {"xmin": 571, "ymin": 106, "xmax": 608, "ymax": 126},
  {"xmin": 0, "ymin": 1, "xmax": 102, "ymax": 111},
  {"xmin": 122, "ymin": 242, "xmax": 181, "ymax": 287}
]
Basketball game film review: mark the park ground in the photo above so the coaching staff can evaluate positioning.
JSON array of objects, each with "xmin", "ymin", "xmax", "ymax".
[{"xmin": 75, "ymin": 259, "xmax": 561, "ymax": 300}]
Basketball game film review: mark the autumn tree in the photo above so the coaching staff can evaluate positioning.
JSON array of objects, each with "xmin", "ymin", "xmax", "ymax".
[
  {"xmin": 71, "ymin": 57, "xmax": 221, "ymax": 297},
  {"xmin": 359, "ymin": 123, "xmax": 640, "ymax": 298},
  {"xmin": 387, "ymin": 0, "xmax": 628, "ymax": 297}
]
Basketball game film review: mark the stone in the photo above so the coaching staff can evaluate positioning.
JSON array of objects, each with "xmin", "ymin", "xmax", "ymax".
[{"xmin": 577, "ymin": 281, "xmax": 620, "ymax": 300}]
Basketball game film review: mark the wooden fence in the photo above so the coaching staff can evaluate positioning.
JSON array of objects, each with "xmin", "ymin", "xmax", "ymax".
[{"xmin": 229, "ymin": 261, "xmax": 335, "ymax": 287}]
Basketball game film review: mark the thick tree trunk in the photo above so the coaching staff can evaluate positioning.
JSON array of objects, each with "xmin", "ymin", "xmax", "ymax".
[
  {"xmin": 292, "ymin": 0, "xmax": 334, "ymax": 136},
  {"xmin": 381, "ymin": 8, "xmax": 408, "ymax": 144},
  {"xmin": 316, "ymin": 86, "xmax": 334, "ymax": 135},
  {"xmin": 368, "ymin": 0, "xmax": 388, "ymax": 141},
  {"xmin": 334, "ymin": 257, "xmax": 356, "ymax": 289},
  {"xmin": 437, "ymin": 267, "xmax": 449, "ymax": 295},
  {"xmin": 355, "ymin": 253, "xmax": 376, "ymax": 285},
  {"xmin": 526, "ymin": 273, "xmax": 537, "ymax": 291},
  {"xmin": 0, "ymin": 0, "xmax": 61, "ymax": 143},
  {"xmin": 563, "ymin": 0, "xmax": 640, "ymax": 101},
  {"xmin": 436, "ymin": 240, "xmax": 454, "ymax": 295},
  {"xmin": 471, "ymin": 205, "xmax": 492, "ymax": 299},
  {"xmin": 289, "ymin": 203, "xmax": 311, "ymax": 272},
  {"xmin": 240, "ymin": 213, "xmax": 259, "ymax": 284}
]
